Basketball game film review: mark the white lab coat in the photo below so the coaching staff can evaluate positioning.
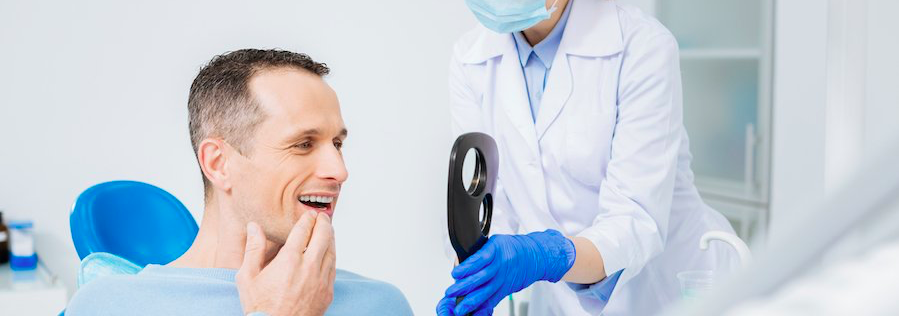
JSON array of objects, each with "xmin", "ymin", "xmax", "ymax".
[{"xmin": 448, "ymin": 1, "xmax": 740, "ymax": 315}]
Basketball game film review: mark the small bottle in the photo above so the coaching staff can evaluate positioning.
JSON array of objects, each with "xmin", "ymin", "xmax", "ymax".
[
  {"xmin": 9, "ymin": 220, "xmax": 37, "ymax": 271},
  {"xmin": 0, "ymin": 211, "xmax": 9, "ymax": 264}
]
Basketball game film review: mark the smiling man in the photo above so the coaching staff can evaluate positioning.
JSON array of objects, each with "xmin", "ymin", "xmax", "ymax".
[{"xmin": 64, "ymin": 49, "xmax": 413, "ymax": 316}]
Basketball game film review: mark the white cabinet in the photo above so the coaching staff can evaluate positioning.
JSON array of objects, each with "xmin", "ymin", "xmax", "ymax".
[
  {"xmin": 0, "ymin": 263, "xmax": 68, "ymax": 315},
  {"xmin": 620, "ymin": 0, "xmax": 775, "ymax": 245}
]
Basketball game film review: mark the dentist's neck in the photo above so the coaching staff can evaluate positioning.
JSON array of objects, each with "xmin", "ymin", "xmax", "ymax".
[
  {"xmin": 521, "ymin": 0, "xmax": 569, "ymax": 46},
  {"xmin": 168, "ymin": 196, "xmax": 278, "ymax": 270}
]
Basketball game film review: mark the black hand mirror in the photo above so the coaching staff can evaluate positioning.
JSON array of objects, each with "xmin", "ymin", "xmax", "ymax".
[{"xmin": 447, "ymin": 132, "xmax": 498, "ymax": 263}]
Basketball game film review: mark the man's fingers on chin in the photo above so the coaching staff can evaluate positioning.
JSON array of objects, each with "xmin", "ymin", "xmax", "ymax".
[
  {"xmin": 282, "ymin": 211, "xmax": 317, "ymax": 255},
  {"xmin": 239, "ymin": 222, "xmax": 267, "ymax": 276},
  {"xmin": 320, "ymin": 244, "xmax": 336, "ymax": 276},
  {"xmin": 306, "ymin": 217, "xmax": 334, "ymax": 257},
  {"xmin": 328, "ymin": 264, "xmax": 337, "ymax": 285},
  {"xmin": 317, "ymin": 211, "xmax": 331, "ymax": 223}
]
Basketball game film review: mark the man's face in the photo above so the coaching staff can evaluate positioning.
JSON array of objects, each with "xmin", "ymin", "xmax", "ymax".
[{"xmin": 227, "ymin": 68, "xmax": 348, "ymax": 244}]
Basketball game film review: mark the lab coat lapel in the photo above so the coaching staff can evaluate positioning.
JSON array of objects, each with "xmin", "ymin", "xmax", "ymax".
[
  {"xmin": 491, "ymin": 34, "xmax": 561, "ymax": 230},
  {"xmin": 535, "ymin": 0, "xmax": 624, "ymax": 140},
  {"xmin": 496, "ymin": 36, "xmax": 541, "ymax": 157},
  {"xmin": 534, "ymin": 52, "xmax": 573, "ymax": 141}
]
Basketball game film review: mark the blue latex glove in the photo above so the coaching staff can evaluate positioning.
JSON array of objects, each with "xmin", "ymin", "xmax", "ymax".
[
  {"xmin": 436, "ymin": 296, "xmax": 493, "ymax": 316},
  {"xmin": 437, "ymin": 229, "xmax": 576, "ymax": 315}
]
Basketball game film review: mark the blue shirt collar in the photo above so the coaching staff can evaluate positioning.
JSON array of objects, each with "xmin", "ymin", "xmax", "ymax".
[{"xmin": 512, "ymin": 0, "xmax": 573, "ymax": 68}]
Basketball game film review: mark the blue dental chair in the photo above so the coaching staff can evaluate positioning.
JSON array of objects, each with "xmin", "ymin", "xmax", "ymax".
[
  {"xmin": 70, "ymin": 180, "xmax": 199, "ymax": 267},
  {"xmin": 64, "ymin": 181, "xmax": 198, "ymax": 315}
]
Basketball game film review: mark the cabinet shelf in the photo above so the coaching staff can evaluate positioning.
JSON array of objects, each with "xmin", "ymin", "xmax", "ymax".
[
  {"xmin": 680, "ymin": 48, "xmax": 761, "ymax": 60},
  {"xmin": 695, "ymin": 175, "xmax": 766, "ymax": 206}
]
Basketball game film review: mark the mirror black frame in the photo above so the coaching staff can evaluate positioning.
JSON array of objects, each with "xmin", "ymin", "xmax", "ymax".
[{"xmin": 447, "ymin": 132, "xmax": 498, "ymax": 263}]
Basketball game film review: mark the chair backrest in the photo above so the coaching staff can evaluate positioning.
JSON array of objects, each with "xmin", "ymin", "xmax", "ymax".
[{"xmin": 70, "ymin": 180, "xmax": 198, "ymax": 267}]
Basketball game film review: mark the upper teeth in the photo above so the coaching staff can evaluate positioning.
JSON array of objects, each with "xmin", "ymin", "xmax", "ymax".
[{"xmin": 299, "ymin": 195, "xmax": 334, "ymax": 203}]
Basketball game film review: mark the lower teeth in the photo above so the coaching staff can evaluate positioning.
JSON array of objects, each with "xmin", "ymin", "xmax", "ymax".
[{"xmin": 302, "ymin": 201, "xmax": 327, "ymax": 208}]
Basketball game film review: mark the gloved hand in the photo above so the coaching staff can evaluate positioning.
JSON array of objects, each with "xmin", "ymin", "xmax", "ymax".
[{"xmin": 437, "ymin": 229, "xmax": 576, "ymax": 315}]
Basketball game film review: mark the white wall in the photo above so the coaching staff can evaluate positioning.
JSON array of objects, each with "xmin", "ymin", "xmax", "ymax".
[
  {"xmin": 863, "ymin": 0, "xmax": 899, "ymax": 155},
  {"xmin": 769, "ymin": 0, "xmax": 899, "ymax": 238},
  {"xmin": 0, "ymin": 0, "xmax": 475, "ymax": 313},
  {"xmin": 768, "ymin": 0, "xmax": 829, "ymax": 237}
]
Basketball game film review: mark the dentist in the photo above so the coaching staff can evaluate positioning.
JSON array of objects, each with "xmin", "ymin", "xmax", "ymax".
[{"xmin": 438, "ymin": 0, "xmax": 740, "ymax": 315}]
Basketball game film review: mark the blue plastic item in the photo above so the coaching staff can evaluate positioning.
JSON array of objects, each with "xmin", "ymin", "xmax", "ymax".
[
  {"xmin": 9, "ymin": 220, "xmax": 39, "ymax": 271},
  {"xmin": 70, "ymin": 181, "xmax": 198, "ymax": 267},
  {"xmin": 10, "ymin": 254, "xmax": 38, "ymax": 271}
]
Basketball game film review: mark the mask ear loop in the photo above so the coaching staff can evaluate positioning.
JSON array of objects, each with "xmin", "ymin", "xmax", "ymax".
[{"xmin": 547, "ymin": 0, "xmax": 560, "ymax": 14}]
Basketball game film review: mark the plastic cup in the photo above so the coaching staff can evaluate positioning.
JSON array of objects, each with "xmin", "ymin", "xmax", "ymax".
[{"xmin": 677, "ymin": 270, "xmax": 718, "ymax": 300}]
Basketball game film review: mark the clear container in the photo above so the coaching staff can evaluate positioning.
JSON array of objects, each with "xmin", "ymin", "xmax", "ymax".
[{"xmin": 676, "ymin": 270, "xmax": 718, "ymax": 300}]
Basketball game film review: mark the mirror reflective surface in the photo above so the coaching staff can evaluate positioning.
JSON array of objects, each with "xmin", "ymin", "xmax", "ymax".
[{"xmin": 461, "ymin": 148, "xmax": 480, "ymax": 193}]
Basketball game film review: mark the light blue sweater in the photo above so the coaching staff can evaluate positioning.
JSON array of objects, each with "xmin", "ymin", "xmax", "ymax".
[{"xmin": 64, "ymin": 264, "xmax": 413, "ymax": 315}]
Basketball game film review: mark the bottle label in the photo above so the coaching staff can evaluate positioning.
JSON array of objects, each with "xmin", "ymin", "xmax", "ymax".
[
  {"xmin": 0, "ymin": 231, "xmax": 6, "ymax": 242},
  {"xmin": 10, "ymin": 229, "xmax": 34, "ymax": 257}
]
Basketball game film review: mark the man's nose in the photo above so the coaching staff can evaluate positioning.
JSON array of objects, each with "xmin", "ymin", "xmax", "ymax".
[{"xmin": 317, "ymin": 146, "xmax": 348, "ymax": 183}]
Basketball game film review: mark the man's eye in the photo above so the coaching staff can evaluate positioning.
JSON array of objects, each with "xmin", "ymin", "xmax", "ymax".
[{"xmin": 295, "ymin": 142, "xmax": 313, "ymax": 149}]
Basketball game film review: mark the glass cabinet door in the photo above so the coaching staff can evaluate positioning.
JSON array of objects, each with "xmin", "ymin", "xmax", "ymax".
[{"xmin": 656, "ymin": 0, "xmax": 773, "ymax": 205}]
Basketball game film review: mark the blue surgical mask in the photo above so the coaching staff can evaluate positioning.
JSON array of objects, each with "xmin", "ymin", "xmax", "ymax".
[{"xmin": 465, "ymin": 0, "xmax": 559, "ymax": 34}]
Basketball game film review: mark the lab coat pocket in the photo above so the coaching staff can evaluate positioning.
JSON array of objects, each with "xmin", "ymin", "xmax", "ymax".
[{"xmin": 563, "ymin": 111, "xmax": 613, "ymax": 187}]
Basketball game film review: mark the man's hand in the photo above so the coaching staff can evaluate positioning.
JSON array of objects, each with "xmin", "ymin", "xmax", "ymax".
[{"xmin": 237, "ymin": 210, "xmax": 337, "ymax": 316}]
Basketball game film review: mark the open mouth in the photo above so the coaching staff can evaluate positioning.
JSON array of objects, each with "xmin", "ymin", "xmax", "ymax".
[{"xmin": 298, "ymin": 195, "xmax": 334, "ymax": 210}]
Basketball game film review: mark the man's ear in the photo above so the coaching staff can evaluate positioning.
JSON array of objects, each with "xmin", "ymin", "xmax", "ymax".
[{"xmin": 197, "ymin": 138, "xmax": 232, "ymax": 194}]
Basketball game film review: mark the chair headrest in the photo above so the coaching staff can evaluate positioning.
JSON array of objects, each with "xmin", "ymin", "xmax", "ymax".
[{"xmin": 77, "ymin": 252, "xmax": 142, "ymax": 288}]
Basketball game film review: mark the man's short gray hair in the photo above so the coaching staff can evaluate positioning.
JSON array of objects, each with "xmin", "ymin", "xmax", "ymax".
[{"xmin": 187, "ymin": 48, "xmax": 330, "ymax": 198}]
